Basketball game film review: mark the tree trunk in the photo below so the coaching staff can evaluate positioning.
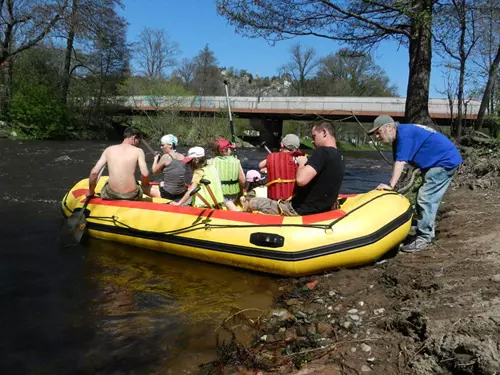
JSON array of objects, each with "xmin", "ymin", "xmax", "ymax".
[
  {"xmin": 405, "ymin": 0, "xmax": 433, "ymax": 126},
  {"xmin": 61, "ymin": 0, "xmax": 78, "ymax": 106},
  {"xmin": 0, "ymin": 61, "xmax": 11, "ymax": 116},
  {"xmin": 476, "ymin": 44, "xmax": 500, "ymax": 130}
]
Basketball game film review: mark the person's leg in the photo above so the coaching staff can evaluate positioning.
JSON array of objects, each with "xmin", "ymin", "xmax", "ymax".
[
  {"xmin": 224, "ymin": 199, "xmax": 240, "ymax": 211},
  {"xmin": 277, "ymin": 201, "xmax": 299, "ymax": 216},
  {"xmin": 249, "ymin": 198, "xmax": 282, "ymax": 215},
  {"xmin": 148, "ymin": 185, "xmax": 161, "ymax": 198},
  {"xmin": 402, "ymin": 167, "xmax": 456, "ymax": 252}
]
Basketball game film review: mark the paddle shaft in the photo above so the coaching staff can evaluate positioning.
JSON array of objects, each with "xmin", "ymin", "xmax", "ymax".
[
  {"xmin": 223, "ymin": 81, "xmax": 237, "ymax": 155},
  {"xmin": 200, "ymin": 179, "xmax": 221, "ymax": 209}
]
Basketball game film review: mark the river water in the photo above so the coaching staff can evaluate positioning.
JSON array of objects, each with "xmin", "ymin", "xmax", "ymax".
[{"xmin": 0, "ymin": 140, "xmax": 391, "ymax": 374}]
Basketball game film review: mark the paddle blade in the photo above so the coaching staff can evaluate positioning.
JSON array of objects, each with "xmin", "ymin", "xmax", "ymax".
[{"xmin": 61, "ymin": 210, "xmax": 88, "ymax": 244}]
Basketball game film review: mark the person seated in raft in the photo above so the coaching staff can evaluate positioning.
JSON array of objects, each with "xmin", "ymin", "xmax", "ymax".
[
  {"xmin": 247, "ymin": 121, "xmax": 345, "ymax": 216},
  {"xmin": 241, "ymin": 170, "xmax": 267, "ymax": 211},
  {"xmin": 170, "ymin": 147, "xmax": 225, "ymax": 208},
  {"xmin": 258, "ymin": 133, "xmax": 303, "ymax": 202},
  {"xmin": 148, "ymin": 134, "xmax": 187, "ymax": 201},
  {"xmin": 87, "ymin": 126, "xmax": 150, "ymax": 200},
  {"xmin": 208, "ymin": 138, "xmax": 246, "ymax": 211}
]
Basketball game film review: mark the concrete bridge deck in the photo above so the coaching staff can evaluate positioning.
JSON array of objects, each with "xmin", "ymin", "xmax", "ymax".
[{"xmin": 115, "ymin": 96, "xmax": 480, "ymax": 122}]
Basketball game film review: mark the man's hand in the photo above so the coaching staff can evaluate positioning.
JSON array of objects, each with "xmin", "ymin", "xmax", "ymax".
[
  {"xmin": 295, "ymin": 155, "xmax": 308, "ymax": 167},
  {"xmin": 376, "ymin": 183, "xmax": 393, "ymax": 191},
  {"xmin": 86, "ymin": 190, "xmax": 95, "ymax": 198}
]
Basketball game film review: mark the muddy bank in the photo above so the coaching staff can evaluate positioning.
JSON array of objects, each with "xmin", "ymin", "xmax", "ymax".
[{"xmin": 198, "ymin": 186, "xmax": 500, "ymax": 375}]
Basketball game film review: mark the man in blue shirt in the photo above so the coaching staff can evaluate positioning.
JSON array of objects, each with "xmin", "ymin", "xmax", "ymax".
[{"xmin": 368, "ymin": 115, "xmax": 462, "ymax": 252}]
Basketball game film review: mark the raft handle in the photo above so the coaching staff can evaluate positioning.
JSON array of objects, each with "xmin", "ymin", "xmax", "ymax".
[{"xmin": 250, "ymin": 232, "xmax": 284, "ymax": 248}]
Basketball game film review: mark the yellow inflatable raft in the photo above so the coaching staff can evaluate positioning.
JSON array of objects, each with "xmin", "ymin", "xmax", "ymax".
[{"xmin": 61, "ymin": 177, "xmax": 412, "ymax": 277}]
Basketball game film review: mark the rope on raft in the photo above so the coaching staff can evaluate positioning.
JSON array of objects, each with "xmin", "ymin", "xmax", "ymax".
[{"xmin": 85, "ymin": 192, "xmax": 400, "ymax": 236}]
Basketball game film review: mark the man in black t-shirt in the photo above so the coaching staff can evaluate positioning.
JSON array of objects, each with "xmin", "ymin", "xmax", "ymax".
[{"xmin": 249, "ymin": 121, "xmax": 345, "ymax": 216}]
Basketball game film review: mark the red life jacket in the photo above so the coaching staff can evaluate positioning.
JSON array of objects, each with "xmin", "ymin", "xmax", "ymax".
[{"xmin": 266, "ymin": 152, "xmax": 301, "ymax": 200}]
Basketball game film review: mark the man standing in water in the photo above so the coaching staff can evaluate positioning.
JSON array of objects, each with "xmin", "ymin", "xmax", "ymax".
[
  {"xmin": 369, "ymin": 115, "xmax": 462, "ymax": 252},
  {"xmin": 87, "ymin": 127, "xmax": 150, "ymax": 200}
]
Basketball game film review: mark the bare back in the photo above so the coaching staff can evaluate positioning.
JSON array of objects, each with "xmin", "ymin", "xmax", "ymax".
[{"xmin": 105, "ymin": 144, "xmax": 143, "ymax": 193}]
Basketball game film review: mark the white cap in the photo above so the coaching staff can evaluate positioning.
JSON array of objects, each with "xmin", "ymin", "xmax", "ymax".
[
  {"xmin": 160, "ymin": 134, "xmax": 178, "ymax": 147},
  {"xmin": 184, "ymin": 146, "xmax": 205, "ymax": 163}
]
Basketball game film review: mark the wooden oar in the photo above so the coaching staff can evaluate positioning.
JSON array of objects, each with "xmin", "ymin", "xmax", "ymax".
[{"xmin": 61, "ymin": 165, "xmax": 105, "ymax": 244}]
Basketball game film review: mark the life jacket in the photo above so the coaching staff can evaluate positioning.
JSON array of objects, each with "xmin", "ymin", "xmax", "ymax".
[
  {"xmin": 210, "ymin": 156, "xmax": 241, "ymax": 196},
  {"xmin": 192, "ymin": 165, "xmax": 225, "ymax": 208},
  {"xmin": 266, "ymin": 152, "xmax": 301, "ymax": 200}
]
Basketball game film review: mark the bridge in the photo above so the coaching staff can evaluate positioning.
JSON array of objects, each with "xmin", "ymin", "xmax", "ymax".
[{"xmin": 113, "ymin": 96, "xmax": 480, "ymax": 147}]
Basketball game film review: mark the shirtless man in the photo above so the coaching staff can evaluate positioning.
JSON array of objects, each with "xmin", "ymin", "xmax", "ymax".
[{"xmin": 87, "ymin": 127, "xmax": 150, "ymax": 200}]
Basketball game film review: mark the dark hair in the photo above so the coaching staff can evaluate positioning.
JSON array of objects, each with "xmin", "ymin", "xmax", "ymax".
[
  {"xmin": 210, "ymin": 139, "xmax": 223, "ymax": 156},
  {"xmin": 123, "ymin": 126, "xmax": 143, "ymax": 139},
  {"xmin": 189, "ymin": 156, "xmax": 207, "ymax": 170},
  {"xmin": 245, "ymin": 178, "xmax": 266, "ymax": 192},
  {"xmin": 311, "ymin": 121, "xmax": 336, "ymax": 137}
]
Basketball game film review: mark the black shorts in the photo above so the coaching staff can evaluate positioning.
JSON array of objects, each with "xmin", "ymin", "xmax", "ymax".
[{"xmin": 159, "ymin": 186, "xmax": 185, "ymax": 201}]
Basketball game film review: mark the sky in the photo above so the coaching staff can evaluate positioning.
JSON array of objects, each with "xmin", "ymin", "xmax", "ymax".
[{"xmin": 120, "ymin": 0, "xmax": 449, "ymax": 98}]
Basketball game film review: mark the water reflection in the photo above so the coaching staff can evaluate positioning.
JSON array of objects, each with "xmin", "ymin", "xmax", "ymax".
[{"xmin": 84, "ymin": 239, "xmax": 278, "ymax": 373}]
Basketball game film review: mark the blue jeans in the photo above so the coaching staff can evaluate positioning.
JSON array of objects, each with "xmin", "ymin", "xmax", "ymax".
[{"xmin": 416, "ymin": 166, "xmax": 457, "ymax": 242}]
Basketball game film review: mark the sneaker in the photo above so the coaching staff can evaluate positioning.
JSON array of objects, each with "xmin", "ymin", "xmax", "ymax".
[{"xmin": 400, "ymin": 237, "xmax": 430, "ymax": 253}]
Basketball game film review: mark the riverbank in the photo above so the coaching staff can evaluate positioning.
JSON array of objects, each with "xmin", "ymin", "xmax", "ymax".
[{"xmin": 198, "ymin": 185, "xmax": 500, "ymax": 375}]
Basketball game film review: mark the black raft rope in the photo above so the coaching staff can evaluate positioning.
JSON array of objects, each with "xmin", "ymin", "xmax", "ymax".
[{"xmin": 63, "ymin": 192, "xmax": 405, "ymax": 237}]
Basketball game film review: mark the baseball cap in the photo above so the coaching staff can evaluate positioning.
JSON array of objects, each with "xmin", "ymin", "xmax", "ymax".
[
  {"xmin": 183, "ymin": 146, "xmax": 205, "ymax": 163},
  {"xmin": 160, "ymin": 134, "xmax": 178, "ymax": 147},
  {"xmin": 245, "ymin": 169, "xmax": 265, "ymax": 183},
  {"xmin": 281, "ymin": 134, "xmax": 300, "ymax": 150},
  {"xmin": 216, "ymin": 138, "xmax": 236, "ymax": 150},
  {"xmin": 367, "ymin": 115, "xmax": 395, "ymax": 135}
]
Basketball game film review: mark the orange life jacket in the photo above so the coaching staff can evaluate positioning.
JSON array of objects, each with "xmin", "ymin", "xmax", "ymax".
[{"xmin": 266, "ymin": 152, "xmax": 301, "ymax": 200}]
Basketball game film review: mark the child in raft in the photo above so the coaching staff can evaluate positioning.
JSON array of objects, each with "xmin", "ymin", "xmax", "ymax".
[
  {"xmin": 170, "ymin": 147, "xmax": 224, "ymax": 208},
  {"xmin": 209, "ymin": 138, "xmax": 246, "ymax": 211},
  {"xmin": 241, "ymin": 170, "xmax": 267, "ymax": 211}
]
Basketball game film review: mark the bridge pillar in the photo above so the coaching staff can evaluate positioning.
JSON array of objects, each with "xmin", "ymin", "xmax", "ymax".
[{"xmin": 249, "ymin": 118, "xmax": 283, "ymax": 150}]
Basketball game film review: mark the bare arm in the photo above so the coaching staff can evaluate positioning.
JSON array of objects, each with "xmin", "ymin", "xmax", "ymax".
[
  {"xmin": 377, "ymin": 161, "xmax": 406, "ymax": 190},
  {"xmin": 295, "ymin": 156, "xmax": 317, "ymax": 187},
  {"xmin": 172, "ymin": 181, "xmax": 199, "ymax": 206},
  {"xmin": 258, "ymin": 159, "xmax": 267, "ymax": 170},
  {"xmin": 137, "ymin": 149, "xmax": 150, "ymax": 187},
  {"xmin": 88, "ymin": 151, "xmax": 107, "ymax": 195},
  {"xmin": 238, "ymin": 165, "xmax": 246, "ymax": 188},
  {"xmin": 152, "ymin": 154, "xmax": 166, "ymax": 174}
]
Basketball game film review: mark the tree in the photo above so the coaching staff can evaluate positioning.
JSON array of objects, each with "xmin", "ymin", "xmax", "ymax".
[
  {"xmin": 281, "ymin": 43, "xmax": 318, "ymax": 96},
  {"xmin": 434, "ymin": 0, "xmax": 480, "ymax": 136},
  {"xmin": 134, "ymin": 27, "xmax": 179, "ymax": 78},
  {"xmin": 0, "ymin": 0, "xmax": 68, "ymax": 113},
  {"xmin": 191, "ymin": 44, "xmax": 222, "ymax": 96},
  {"xmin": 216, "ymin": 0, "xmax": 436, "ymax": 124},
  {"xmin": 174, "ymin": 58, "xmax": 196, "ymax": 90},
  {"xmin": 473, "ymin": 0, "xmax": 500, "ymax": 130},
  {"xmin": 313, "ymin": 49, "xmax": 398, "ymax": 96},
  {"xmin": 59, "ymin": 0, "xmax": 124, "ymax": 105}
]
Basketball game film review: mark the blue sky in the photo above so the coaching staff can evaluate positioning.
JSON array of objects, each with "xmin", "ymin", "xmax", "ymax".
[{"xmin": 120, "ymin": 0, "xmax": 448, "ymax": 98}]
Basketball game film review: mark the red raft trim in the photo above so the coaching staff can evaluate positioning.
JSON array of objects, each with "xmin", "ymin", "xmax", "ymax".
[{"xmin": 70, "ymin": 190, "xmax": 348, "ymax": 225}]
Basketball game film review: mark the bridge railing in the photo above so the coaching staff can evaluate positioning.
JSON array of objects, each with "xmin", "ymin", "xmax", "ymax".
[{"xmin": 115, "ymin": 96, "xmax": 481, "ymax": 115}]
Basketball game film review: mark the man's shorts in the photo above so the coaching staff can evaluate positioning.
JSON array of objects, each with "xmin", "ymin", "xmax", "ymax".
[
  {"xmin": 100, "ymin": 182, "xmax": 143, "ymax": 201},
  {"xmin": 249, "ymin": 197, "xmax": 299, "ymax": 216}
]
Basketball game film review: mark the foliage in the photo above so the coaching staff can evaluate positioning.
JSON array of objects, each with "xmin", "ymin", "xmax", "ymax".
[
  {"xmin": 310, "ymin": 48, "xmax": 398, "ymax": 96},
  {"xmin": 131, "ymin": 112, "xmax": 243, "ymax": 147},
  {"xmin": 9, "ymin": 85, "xmax": 67, "ymax": 139}
]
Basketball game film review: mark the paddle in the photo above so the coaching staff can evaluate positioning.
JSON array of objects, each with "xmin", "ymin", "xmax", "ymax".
[
  {"xmin": 189, "ymin": 186, "xmax": 212, "ymax": 208},
  {"xmin": 61, "ymin": 165, "xmax": 106, "ymax": 244},
  {"xmin": 199, "ymin": 179, "xmax": 221, "ymax": 209}
]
